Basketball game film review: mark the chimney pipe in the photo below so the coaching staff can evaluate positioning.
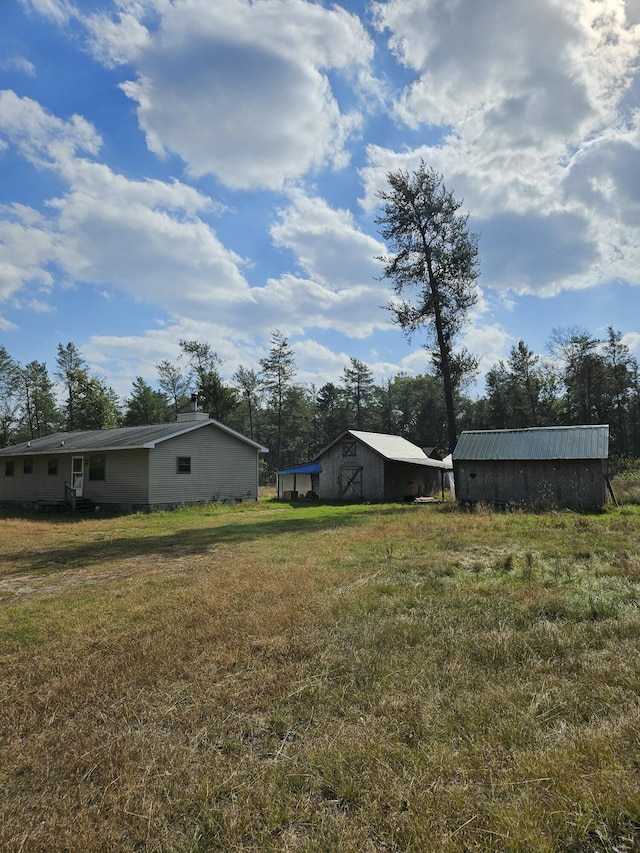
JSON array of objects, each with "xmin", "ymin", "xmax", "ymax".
[{"xmin": 190, "ymin": 393, "xmax": 198, "ymax": 413}]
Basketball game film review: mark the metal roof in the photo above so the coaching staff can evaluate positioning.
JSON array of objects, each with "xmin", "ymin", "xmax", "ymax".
[
  {"xmin": 0, "ymin": 418, "xmax": 268, "ymax": 457},
  {"xmin": 315, "ymin": 430, "xmax": 452, "ymax": 470},
  {"xmin": 453, "ymin": 425, "xmax": 609, "ymax": 461}
]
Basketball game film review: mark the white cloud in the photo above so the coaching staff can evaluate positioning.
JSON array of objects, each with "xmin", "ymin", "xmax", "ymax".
[
  {"xmin": 271, "ymin": 190, "xmax": 385, "ymax": 287},
  {"xmin": 362, "ymin": 0, "xmax": 640, "ymax": 300},
  {"xmin": 82, "ymin": 0, "xmax": 376, "ymax": 190},
  {"xmin": 1, "ymin": 57, "xmax": 36, "ymax": 76}
]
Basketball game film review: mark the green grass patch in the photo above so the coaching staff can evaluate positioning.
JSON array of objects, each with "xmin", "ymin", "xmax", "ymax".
[{"xmin": 1, "ymin": 498, "xmax": 639, "ymax": 851}]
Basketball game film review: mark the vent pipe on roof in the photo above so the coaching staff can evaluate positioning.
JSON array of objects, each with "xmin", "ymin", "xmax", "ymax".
[{"xmin": 190, "ymin": 393, "xmax": 198, "ymax": 413}]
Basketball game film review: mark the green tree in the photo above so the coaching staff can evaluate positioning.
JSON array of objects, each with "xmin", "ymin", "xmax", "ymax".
[
  {"xmin": 376, "ymin": 161, "xmax": 480, "ymax": 451},
  {"xmin": 314, "ymin": 382, "xmax": 349, "ymax": 448},
  {"xmin": 603, "ymin": 327, "xmax": 636, "ymax": 456},
  {"xmin": 124, "ymin": 377, "xmax": 171, "ymax": 426},
  {"xmin": 20, "ymin": 360, "xmax": 60, "ymax": 440},
  {"xmin": 548, "ymin": 328, "xmax": 608, "ymax": 425},
  {"xmin": 74, "ymin": 374, "xmax": 122, "ymax": 430},
  {"xmin": 259, "ymin": 330, "xmax": 296, "ymax": 472},
  {"xmin": 0, "ymin": 346, "xmax": 22, "ymax": 446},
  {"xmin": 156, "ymin": 359, "xmax": 191, "ymax": 419},
  {"xmin": 55, "ymin": 342, "xmax": 121, "ymax": 431},
  {"xmin": 55, "ymin": 342, "xmax": 86, "ymax": 432},
  {"xmin": 340, "ymin": 358, "xmax": 375, "ymax": 430},
  {"xmin": 231, "ymin": 366, "xmax": 262, "ymax": 440},
  {"xmin": 179, "ymin": 340, "xmax": 237, "ymax": 421}
]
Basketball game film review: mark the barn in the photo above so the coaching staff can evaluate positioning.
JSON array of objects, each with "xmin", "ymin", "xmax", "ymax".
[
  {"xmin": 278, "ymin": 430, "xmax": 452, "ymax": 501},
  {"xmin": 452, "ymin": 425, "xmax": 610, "ymax": 509},
  {"xmin": 0, "ymin": 408, "xmax": 268, "ymax": 512}
]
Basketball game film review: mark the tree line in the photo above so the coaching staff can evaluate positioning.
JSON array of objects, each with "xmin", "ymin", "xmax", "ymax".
[
  {"xmin": 1, "ymin": 325, "xmax": 639, "ymax": 478},
  {"xmin": 2, "ymin": 162, "xmax": 637, "ymax": 476}
]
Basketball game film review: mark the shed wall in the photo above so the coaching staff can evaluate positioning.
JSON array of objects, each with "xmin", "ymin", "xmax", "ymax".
[
  {"xmin": 383, "ymin": 461, "xmax": 443, "ymax": 500},
  {"xmin": 317, "ymin": 440, "xmax": 384, "ymax": 500},
  {"xmin": 453, "ymin": 459, "xmax": 607, "ymax": 509}
]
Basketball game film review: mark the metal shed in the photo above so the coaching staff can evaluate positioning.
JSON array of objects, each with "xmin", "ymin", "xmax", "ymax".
[{"xmin": 452, "ymin": 425, "xmax": 610, "ymax": 509}]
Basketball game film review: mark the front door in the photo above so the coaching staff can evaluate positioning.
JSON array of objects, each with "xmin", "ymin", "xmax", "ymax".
[{"xmin": 71, "ymin": 456, "xmax": 84, "ymax": 498}]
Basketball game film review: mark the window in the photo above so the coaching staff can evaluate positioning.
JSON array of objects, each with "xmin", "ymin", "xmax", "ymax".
[
  {"xmin": 48, "ymin": 458, "xmax": 58, "ymax": 476},
  {"xmin": 23, "ymin": 458, "xmax": 33, "ymax": 475},
  {"xmin": 342, "ymin": 440, "xmax": 356, "ymax": 457},
  {"xmin": 89, "ymin": 454, "xmax": 106, "ymax": 481},
  {"xmin": 177, "ymin": 456, "xmax": 191, "ymax": 474},
  {"xmin": 5, "ymin": 460, "xmax": 15, "ymax": 476}
]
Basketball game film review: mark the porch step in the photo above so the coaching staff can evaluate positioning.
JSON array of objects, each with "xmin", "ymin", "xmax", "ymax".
[{"xmin": 73, "ymin": 497, "xmax": 95, "ymax": 512}]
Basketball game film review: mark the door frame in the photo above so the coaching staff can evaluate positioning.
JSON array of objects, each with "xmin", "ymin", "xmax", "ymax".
[{"xmin": 71, "ymin": 456, "xmax": 84, "ymax": 498}]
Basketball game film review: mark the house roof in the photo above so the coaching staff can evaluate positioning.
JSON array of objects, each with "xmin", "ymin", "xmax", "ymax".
[
  {"xmin": 452, "ymin": 425, "xmax": 609, "ymax": 462},
  {"xmin": 0, "ymin": 418, "xmax": 268, "ymax": 457},
  {"xmin": 316, "ymin": 430, "xmax": 452, "ymax": 470}
]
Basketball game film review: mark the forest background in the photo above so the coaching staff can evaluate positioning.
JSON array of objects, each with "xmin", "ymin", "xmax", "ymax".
[{"xmin": 2, "ymin": 324, "xmax": 639, "ymax": 480}]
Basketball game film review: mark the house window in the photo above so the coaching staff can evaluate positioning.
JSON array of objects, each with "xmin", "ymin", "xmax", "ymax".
[
  {"xmin": 177, "ymin": 456, "xmax": 191, "ymax": 474},
  {"xmin": 5, "ymin": 460, "xmax": 15, "ymax": 476},
  {"xmin": 89, "ymin": 454, "xmax": 106, "ymax": 481},
  {"xmin": 23, "ymin": 459, "xmax": 33, "ymax": 475},
  {"xmin": 342, "ymin": 440, "xmax": 356, "ymax": 457},
  {"xmin": 48, "ymin": 459, "xmax": 58, "ymax": 475}
]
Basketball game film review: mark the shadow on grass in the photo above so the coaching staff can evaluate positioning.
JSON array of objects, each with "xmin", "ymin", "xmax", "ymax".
[{"xmin": 1, "ymin": 502, "xmax": 416, "ymax": 579}]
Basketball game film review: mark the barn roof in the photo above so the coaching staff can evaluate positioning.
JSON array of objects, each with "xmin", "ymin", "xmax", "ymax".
[
  {"xmin": 0, "ymin": 418, "xmax": 268, "ymax": 456},
  {"xmin": 316, "ymin": 430, "xmax": 452, "ymax": 470},
  {"xmin": 453, "ymin": 425, "xmax": 609, "ymax": 461}
]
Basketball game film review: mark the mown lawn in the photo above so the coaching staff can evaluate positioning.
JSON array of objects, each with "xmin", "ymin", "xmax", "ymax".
[{"xmin": 1, "ymin": 498, "xmax": 639, "ymax": 852}]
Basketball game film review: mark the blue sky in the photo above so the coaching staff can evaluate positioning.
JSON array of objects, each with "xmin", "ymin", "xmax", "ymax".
[{"xmin": 1, "ymin": 0, "xmax": 640, "ymax": 403}]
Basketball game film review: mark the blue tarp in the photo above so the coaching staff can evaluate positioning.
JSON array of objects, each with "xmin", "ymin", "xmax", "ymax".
[{"xmin": 277, "ymin": 462, "xmax": 321, "ymax": 475}]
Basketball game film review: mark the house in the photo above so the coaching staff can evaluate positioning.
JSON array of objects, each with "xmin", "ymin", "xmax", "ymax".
[
  {"xmin": 0, "ymin": 408, "xmax": 268, "ymax": 512},
  {"xmin": 452, "ymin": 425, "xmax": 610, "ymax": 509},
  {"xmin": 278, "ymin": 430, "xmax": 452, "ymax": 501}
]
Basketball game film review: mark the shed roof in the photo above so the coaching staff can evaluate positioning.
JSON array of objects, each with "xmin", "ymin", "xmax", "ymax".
[
  {"xmin": 453, "ymin": 425, "xmax": 609, "ymax": 461},
  {"xmin": 316, "ymin": 430, "xmax": 452, "ymax": 470},
  {"xmin": 0, "ymin": 418, "xmax": 268, "ymax": 457},
  {"xmin": 277, "ymin": 462, "xmax": 322, "ymax": 475}
]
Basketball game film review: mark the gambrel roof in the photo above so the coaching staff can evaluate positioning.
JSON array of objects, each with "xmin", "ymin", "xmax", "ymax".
[
  {"xmin": 0, "ymin": 418, "xmax": 268, "ymax": 457},
  {"xmin": 453, "ymin": 425, "xmax": 609, "ymax": 462}
]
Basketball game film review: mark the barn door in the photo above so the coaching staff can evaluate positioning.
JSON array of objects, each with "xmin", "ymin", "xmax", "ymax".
[{"xmin": 339, "ymin": 466, "xmax": 363, "ymax": 499}]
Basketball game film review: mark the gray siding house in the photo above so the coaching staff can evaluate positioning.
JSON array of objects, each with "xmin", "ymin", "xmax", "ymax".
[
  {"xmin": 278, "ymin": 430, "xmax": 451, "ymax": 501},
  {"xmin": 0, "ymin": 411, "xmax": 267, "ymax": 512},
  {"xmin": 452, "ymin": 425, "xmax": 610, "ymax": 509}
]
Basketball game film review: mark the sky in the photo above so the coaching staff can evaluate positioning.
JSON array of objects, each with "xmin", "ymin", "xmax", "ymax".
[{"xmin": 1, "ymin": 0, "xmax": 640, "ymax": 404}]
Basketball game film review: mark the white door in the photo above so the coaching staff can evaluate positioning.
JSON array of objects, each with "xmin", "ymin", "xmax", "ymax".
[{"xmin": 71, "ymin": 456, "xmax": 84, "ymax": 498}]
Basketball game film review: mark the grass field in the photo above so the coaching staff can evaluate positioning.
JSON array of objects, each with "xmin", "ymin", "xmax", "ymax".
[{"xmin": 1, "ymin": 494, "xmax": 639, "ymax": 852}]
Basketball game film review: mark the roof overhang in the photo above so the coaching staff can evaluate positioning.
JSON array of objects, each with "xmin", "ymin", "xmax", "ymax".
[{"xmin": 277, "ymin": 462, "xmax": 321, "ymax": 475}]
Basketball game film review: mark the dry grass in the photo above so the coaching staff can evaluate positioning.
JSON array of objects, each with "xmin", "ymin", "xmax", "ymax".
[{"xmin": 1, "ymin": 498, "xmax": 640, "ymax": 852}]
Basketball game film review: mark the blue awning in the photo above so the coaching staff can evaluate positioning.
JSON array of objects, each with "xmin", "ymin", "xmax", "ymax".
[{"xmin": 277, "ymin": 462, "xmax": 321, "ymax": 475}]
